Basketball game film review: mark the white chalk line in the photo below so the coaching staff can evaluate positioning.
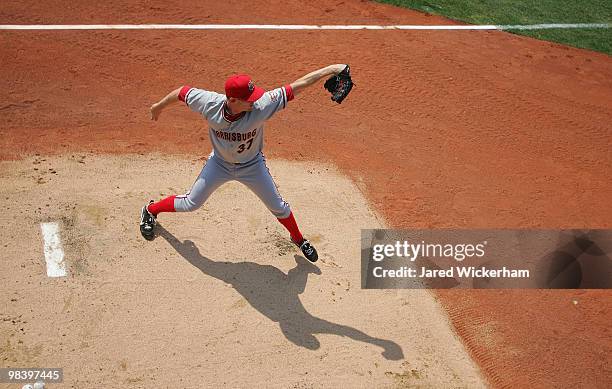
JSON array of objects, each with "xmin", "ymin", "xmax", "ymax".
[
  {"xmin": 40, "ymin": 222, "xmax": 68, "ymax": 277},
  {"xmin": 0, "ymin": 23, "xmax": 609, "ymax": 31}
]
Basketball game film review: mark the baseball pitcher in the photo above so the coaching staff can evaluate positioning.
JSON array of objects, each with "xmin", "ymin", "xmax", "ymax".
[{"xmin": 140, "ymin": 64, "xmax": 354, "ymax": 262}]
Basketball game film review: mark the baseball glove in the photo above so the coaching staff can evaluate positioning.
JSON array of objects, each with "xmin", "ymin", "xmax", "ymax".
[{"xmin": 324, "ymin": 65, "xmax": 353, "ymax": 104}]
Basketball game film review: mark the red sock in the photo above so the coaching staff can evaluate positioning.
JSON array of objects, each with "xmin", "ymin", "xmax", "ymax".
[
  {"xmin": 147, "ymin": 195, "xmax": 176, "ymax": 216},
  {"xmin": 278, "ymin": 212, "xmax": 304, "ymax": 244}
]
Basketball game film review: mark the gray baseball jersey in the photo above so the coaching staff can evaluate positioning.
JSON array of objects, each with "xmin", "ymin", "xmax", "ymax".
[
  {"xmin": 180, "ymin": 85, "xmax": 293, "ymax": 163},
  {"xmin": 172, "ymin": 84, "xmax": 295, "ymax": 218}
]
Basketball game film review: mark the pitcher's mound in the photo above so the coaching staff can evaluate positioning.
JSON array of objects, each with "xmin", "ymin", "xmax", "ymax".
[{"xmin": 0, "ymin": 154, "xmax": 485, "ymax": 388}]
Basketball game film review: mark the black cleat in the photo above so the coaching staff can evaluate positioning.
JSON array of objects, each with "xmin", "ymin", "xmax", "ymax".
[
  {"xmin": 140, "ymin": 200, "xmax": 156, "ymax": 240},
  {"xmin": 294, "ymin": 238, "xmax": 318, "ymax": 262}
]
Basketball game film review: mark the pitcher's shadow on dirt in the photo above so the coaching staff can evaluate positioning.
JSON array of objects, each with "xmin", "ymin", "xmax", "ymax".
[{"xmin": 156, "ymin": 224, "xmax": 403, "ymax": 361}]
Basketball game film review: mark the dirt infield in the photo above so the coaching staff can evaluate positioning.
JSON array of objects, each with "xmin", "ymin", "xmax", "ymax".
[
  {"xmin": 1, "ymin": 155, "xmax": 486, "ymax": 387},
  {"xmin": 1, "ymin": 1, "xmax": 611, "ymax": 388}
]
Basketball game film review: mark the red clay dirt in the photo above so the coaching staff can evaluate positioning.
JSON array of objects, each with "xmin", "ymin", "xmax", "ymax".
[{"xmin": 2, "ymin": 1, "xmax": 611, "ymax": 388}]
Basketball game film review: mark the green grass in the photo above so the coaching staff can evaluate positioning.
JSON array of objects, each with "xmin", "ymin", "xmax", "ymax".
[{"xmin": 375, "ymin": 0, "xmax": 612, "ymax": 54}]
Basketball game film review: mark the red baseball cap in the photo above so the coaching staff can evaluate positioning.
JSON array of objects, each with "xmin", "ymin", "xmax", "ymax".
[{"xmin": 225, "ymin": 74, "xmax": 265, "ymax": 102}]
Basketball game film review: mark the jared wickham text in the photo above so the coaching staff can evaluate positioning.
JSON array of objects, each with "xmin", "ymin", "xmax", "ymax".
[{"xmin": 372, "ymin": 266, "xmax": 530, "ymax": 279}]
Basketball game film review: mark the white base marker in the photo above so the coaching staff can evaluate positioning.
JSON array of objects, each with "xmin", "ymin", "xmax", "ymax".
[{"xmin": 40, "ymin": 222, "xmax": 68, "ymax": 277}]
